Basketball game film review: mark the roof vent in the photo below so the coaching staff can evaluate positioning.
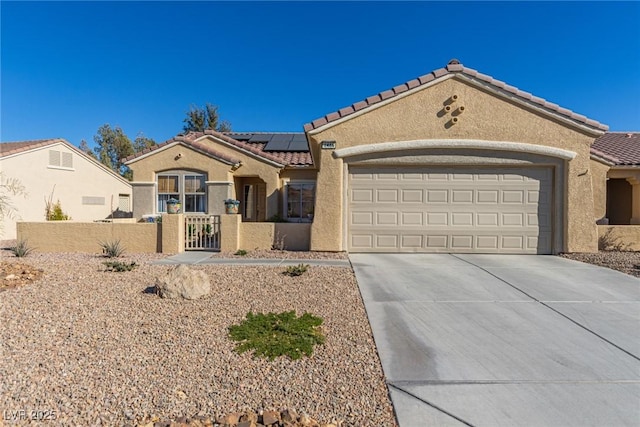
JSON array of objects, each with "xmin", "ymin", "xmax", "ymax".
[
  {"xmin": 448, "ymin": 58, "xmax": 460, "ymax": 65},
  {"xmin": 627, "ymin": 133, "xmax": 633, "ymax": 138}
]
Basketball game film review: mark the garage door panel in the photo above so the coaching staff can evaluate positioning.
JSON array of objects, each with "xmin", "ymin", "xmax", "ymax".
[
  {"xmin": 349, "ymin": 167, "xmax": 553, "ymax": 254},
  {"xmin": 452, "ymin": 212, "xmax": 474, "ymax": 226},
  {"xmin": 452, "ymin": 190, "xmax": 474, "ymax": 203},
  {"xmin": 427, "ymin": 190, "xmax": 448, "ymax": 203},
  {"xmin": 477, "ymin": 190, "xmax": 499, "ymax": 203},
  {"xmin": 377, "ymin": 212, "xmax": 398, "ymax": 225},
  {"xmin": 402, "ymin": 212, "xmax": 423, "ymax": 226},
  {"xmin": 427, "ymin": 212, "xmax": 448, "ymax": 225},
  {"xmin": 401, "ymin": 189, "xmax": 423, "ymax": 202}
]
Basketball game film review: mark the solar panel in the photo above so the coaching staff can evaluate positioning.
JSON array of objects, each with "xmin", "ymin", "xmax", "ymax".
[
  {"xmin": 264, "ymin": 134, "xmax": 294, "ymax": 151},
  {"xmin": 228, "ymin": 133, "xmax": 253, "ymax": 141},
  {"xmin": 248, "ymin": 134, "xmax": 273, "ymax": 143},
  {"xmin": 288, "ymin": 134, "xmax": 309, "ymax": 151}
]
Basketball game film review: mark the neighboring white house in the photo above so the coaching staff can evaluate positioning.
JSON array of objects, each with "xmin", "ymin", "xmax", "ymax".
[{"xmin": 0, "ymin": 138, "xmax": 132, "ymax": 240}]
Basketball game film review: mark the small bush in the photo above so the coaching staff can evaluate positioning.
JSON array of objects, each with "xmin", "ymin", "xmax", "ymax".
[
  {"xmin": 100, "ymin": 239, "xmax": 125, "ymax": 258},
  {"xmin": 45, "ymin": 199, "xmax": 70, "ymax": 221},
  {"xmin": 11, "ymin": 240, "xmax": 34, "ymax": 257},
  {"xmin": 228, "ymin": 311, "xmax": 325, "ymax": 360},
  {"xmin": 283, "ymin": 263, "xmax": 309, "ymax": 277},
  {"xmin": 103, "ymin": 260, "xmax": 137, "ymax": 272},
  {"xmin": 272, "ymin": 231, "xmax": 287, "ymax": 251},
  {"xmin": 234, "ymin": 249, "xmax": 248, "ymax": 256}
]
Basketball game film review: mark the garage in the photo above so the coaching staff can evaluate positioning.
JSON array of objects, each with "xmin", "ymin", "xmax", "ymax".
[{"xmin": 348, "ymin": 166, "xmax": 553, "ymax": 254}]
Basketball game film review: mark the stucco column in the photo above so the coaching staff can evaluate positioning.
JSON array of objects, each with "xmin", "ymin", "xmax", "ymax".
[
  {"xmin": 206, "ymin": 181, "xmax": 233, "ymax": 215},
  {"xmin": 627, "ymin": 176, "xmax": 640, "ymax": 224},
  {"xmin": 131, "ymin": 182, "xmax": 155, "ymax": 219}
]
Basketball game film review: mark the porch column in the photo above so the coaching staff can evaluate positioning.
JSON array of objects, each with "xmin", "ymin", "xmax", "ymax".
[
  {"xmin": 627, "ymin": 176, "xmax": 640, "ymax": 224},
  {"xmin": 131, "ymin": 182, "xmax": 155, "ymax": 219},
  {"xmin": 206, "ymin": 181, "xmax": 233, "ymax": 215}
]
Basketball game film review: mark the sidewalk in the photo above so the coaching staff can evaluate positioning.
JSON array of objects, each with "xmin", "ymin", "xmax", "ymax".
[{"xmin": 152, "ymin": 251, "xmax": 351, "ymax": 267}]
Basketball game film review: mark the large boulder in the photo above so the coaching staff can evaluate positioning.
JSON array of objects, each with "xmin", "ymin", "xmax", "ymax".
[{"xmin": 155, "ymin": 264, "xmax": 211, "ymax": 300}]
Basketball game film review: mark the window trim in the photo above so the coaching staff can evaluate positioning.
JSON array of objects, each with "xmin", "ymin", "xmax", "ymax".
[
  {"xmin": 284, "ymin": 180, "xmax": 316, "ymax": 223},
  {"xmin": 156, "ymin": 171, "xmax": 207, "ymax": 214}
]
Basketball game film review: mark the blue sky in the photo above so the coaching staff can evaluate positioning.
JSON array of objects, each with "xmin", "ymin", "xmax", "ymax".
[{"xmin": 2, "ymin": 1, "xmax": 639, "ymax": 149}]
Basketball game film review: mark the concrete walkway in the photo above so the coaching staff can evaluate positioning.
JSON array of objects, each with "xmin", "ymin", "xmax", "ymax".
[
  {"xmin": 152, "ymin": 251, "xmax": 351, "ymax": 267},
  {"xmin": 350, "ymin": 253, "xmax": 640, "ymax": 427}
]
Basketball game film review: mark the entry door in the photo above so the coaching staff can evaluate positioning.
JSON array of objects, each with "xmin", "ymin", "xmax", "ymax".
[
  {"xmin": 243, "ymin": 184, "xmax": 266, "ymax": 222},
  {"xmin": 348, "ymin": 167, "xmax": 553, "ymax": 254}
]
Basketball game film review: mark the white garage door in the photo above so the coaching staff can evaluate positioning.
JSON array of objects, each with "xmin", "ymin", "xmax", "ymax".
[{"xmin": 348, "ymin": 167, "xmax": 553, "ymax": 254}]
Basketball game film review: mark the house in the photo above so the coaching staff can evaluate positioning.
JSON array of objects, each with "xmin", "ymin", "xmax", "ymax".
[
  {"xmin": 125, "ymin": 59, "xmax": 636, "ymax": 254},
  {"xmin": 0, "ymin": 138, "xmax": 132, "ymax": 240},
  {"xmin": 590, "ymin": 132, "xmax": 640, "ymax": 225}
]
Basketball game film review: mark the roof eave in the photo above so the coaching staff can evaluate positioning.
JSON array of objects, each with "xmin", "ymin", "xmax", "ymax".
[
  {"xmin": 455, "ymin": 74, "xmax": 607, "ymax": 137},
  {"xmin": 194, "ymin": 134, "xmax": 285, "ymax": 168}
]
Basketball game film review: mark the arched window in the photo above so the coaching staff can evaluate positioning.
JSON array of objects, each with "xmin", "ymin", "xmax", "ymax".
[{"xmin": 157, "ymin": 171, "xmax": 207, "ymax": 213}]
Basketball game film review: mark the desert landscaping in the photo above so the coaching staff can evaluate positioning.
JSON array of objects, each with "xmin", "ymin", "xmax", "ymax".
[{"xmin": 0, "ymin": 250, "xmax": 396, "ymax": 426}]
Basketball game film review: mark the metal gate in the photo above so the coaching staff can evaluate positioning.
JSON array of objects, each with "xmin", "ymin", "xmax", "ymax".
[{"xmin": 185, "ymin": 215, "xmax": 221, "ymax": 250}]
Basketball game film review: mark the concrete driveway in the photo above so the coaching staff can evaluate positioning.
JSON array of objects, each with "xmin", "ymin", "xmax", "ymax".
[{"xmin": 350, "ymin": 254, "xmax": 640, "ymax": 427}]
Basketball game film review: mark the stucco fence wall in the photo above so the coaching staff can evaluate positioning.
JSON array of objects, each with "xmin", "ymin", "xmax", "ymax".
[
  {"xmin": 16, "ymin": 214, "xmax": 185, "ymax": 254},
  {"xmin": 17, "ymin": 214, "xmax": 311, "ymax": 254},
  {"xmin": 220, "ymin": 215, "xmax": 311, "ymax": 252},
  {"xmin": 598, "ymin": 225, "xmax": 640, "ymax": 251}
]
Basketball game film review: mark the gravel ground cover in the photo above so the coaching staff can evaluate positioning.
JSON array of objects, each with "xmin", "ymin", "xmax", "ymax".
[
  {"xmin": 0, "ymin": 252, "xmax": 396, "ymax": 426},
  {"xmin": 559, "ymin": 251, "xmax": 640, "ymax": 278}
]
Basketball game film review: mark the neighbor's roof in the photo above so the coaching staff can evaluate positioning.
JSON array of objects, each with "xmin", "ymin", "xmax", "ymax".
[
  {"xmin": 0, "ymin": 138, "xmax": 132, "ymax": 185},
  {"xmin": 0, "ymin": 138, "xmax": 66, "ymax": 158},
  {"xmin": 303, "ymin": 59, "xmax": 609, "ymax": 133},
  {"xmin": 124, "ymin": 130, "xmax": 313, "ymax": 167},
  {"xmin": 591, "ymin": 132, "xmax": 640, "ymax": 166}
]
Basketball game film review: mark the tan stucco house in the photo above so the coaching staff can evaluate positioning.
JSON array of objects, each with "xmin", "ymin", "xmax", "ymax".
[
  {"xmin": 1, "ymin": 138, "xmax": 132, "ymax": 240},
  {"xmin": 123, "ymin": 60, "xmax": 637, "ymax": 254}
]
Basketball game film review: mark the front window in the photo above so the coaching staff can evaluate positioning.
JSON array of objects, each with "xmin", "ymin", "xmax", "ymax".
[
  {"xmin": 157, "ymin": 172, "xmax": 206, "ymax": 213},
  {"xmin": 286, "ymin": 182, "xmax": 315, "ymax": 222}
]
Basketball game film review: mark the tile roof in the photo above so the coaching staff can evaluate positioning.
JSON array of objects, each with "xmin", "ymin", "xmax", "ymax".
[
  {"xmin": 303, "ymin": 60, "xmax": 609, "ymax": 133},
  {"xmin": 0, "ymin": 138, "xmax": 65, "ymax": 158},
  {"xmin": 223, "ymin": 132, "xmax": 313, "ymax": 166},
  {"xmin": 123, "ymin": 130, "xmax": 313, "ymax": 167},
  {"xmin": 123, "ymin": 133, "xmax": 242, "ymax": 165},
  {"xmin": 591, "ymin": 132, "xmax": 640, "ymax": 166}
]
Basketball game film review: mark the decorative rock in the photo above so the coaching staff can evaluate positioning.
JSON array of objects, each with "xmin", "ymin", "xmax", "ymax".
[
  {"xmin": 281, "ymin": 409, "xmax": 297, "ymax": 424},
  {"xmin": 261, "ymin": 411, "xmax": 279, "ymax": 425},
  {"xmin": 155, "ymin": 265, "xmax": 210, "ymax": 300}
]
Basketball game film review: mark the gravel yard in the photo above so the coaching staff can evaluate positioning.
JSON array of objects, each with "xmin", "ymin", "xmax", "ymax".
[
  {"xmin": 559, "ymin": 250, "xmax": 640, "ymax": 278},
  {"xmin": 0, "ymin": 252, "xmax": 396, "ymax": 426}
]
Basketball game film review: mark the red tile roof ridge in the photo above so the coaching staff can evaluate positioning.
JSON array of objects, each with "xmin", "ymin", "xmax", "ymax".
[{"xmin": 303, "ymin": 61, "xmax": 609, "ymax": 133}]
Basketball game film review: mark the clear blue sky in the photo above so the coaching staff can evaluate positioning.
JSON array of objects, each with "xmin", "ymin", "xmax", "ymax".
[{"xmin": 2, "ymin": 1, "xmax": 639, "ymax": 149}]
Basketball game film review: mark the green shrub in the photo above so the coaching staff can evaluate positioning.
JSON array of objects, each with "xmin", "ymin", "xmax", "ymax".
[
  {"xmin": 234, "ymin": 249, "xmax": 248, "ymax": 256},
  {"xmin": 11, "ymin": 240, "xmax": 34, "ymax": 257},
  {"xmin": 100, "ymin": 239, "xmax": 125, "ymax": 258},
  {"xmin": 103, "ymin": 260, "xmax": 137, "ymax": 272},
  {"xmin": 228, "ymin": 311, "xmax": 325, "ymax": 360},
  {"xmin": 283, "ymin": 263, "xmax": 309, "ymax": 277},
  {"xmin": 45, "ymin": 199, "xmax": 70, "ymax": 220}
]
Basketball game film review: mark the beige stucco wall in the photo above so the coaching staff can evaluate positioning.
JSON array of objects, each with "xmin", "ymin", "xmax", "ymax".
[
  {"xmin": 17, "ymin": 222, "xmax": 160, "ymax": 253},
  {"xmin": 161, "ymin": 213, "xmax": 185, "ymax": 254},
  {"xmin": 598, "ymin": 225, "xmax": 640, "ymax": 251},
  {"xmin": 1, "ymin": 142, "xmax": 132, "ymax": 240},
  {"xmin": 220, "ymin": 214, "xmax": 241, "ymax": 252},
  {"xmin": 127, "ymin": 137, "xmax": 285, "ymax": 218},
  {"xmin": 308, "ymin": 76, "xmax": 600, "ymax": 253},
  {"xmin": 590, "ymin": 159, "xmax": 610, "ymax": 221},
  {"xmin": 239, "ymin": 222, "xmax": 311, "ymax": 251}
]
